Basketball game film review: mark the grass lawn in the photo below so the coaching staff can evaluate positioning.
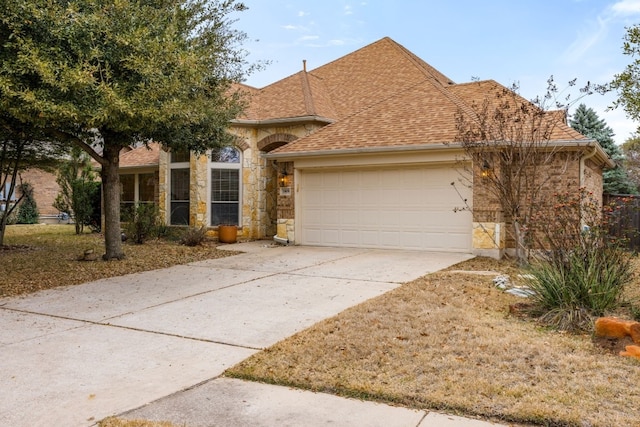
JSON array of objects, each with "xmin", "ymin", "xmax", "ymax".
[
  {"xmin": 4, "ymin": 225, "xmax": 640, "ymax": 426},
  {"xmin": 0, "ymin": 224, "xmax": 238, "ymax": 298}
]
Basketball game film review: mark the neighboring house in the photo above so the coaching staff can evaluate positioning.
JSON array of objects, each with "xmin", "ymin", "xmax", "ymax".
[
  {"xmin": 130, "ymin": 37, "xmax": 612, "ymax": 258},
  {"xmin": 3, "ymin": 168, "xmax": 61, "ymax": 222}
]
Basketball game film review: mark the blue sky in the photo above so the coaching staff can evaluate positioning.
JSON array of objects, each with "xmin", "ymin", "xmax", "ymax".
[{"xmin": 231, "ymin": 0, "xmax": 640, "ymax": 145}]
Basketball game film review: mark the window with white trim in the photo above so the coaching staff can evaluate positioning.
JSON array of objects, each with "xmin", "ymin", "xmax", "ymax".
[{"xmin": 210, "ymin": 146, "xmax": 241, "ymax": 226}]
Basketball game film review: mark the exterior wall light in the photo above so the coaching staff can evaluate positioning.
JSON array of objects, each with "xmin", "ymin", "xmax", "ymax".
[
  {"xmin": 279, "ymin": 171, "xmax": 289, "ymax": 187},
  {"xmin": 481, "ymin": 160, "xmax": 492, "ymax": 178}
]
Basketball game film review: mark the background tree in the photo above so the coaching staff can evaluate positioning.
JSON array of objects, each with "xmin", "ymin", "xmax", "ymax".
[
  {"xmin": 15, "ymin": 183, "xmax": 39, "ymax": 224},
  {"xmin": 53, "ymin": 146, "xmax": 100, "ymax": 234},
  {"xmin": 454, "ymin": 78, "xmax": 591, "ymax": 263},
  {"xmin": 0, "ymin": 115, "xmax": 65, "ymax": 245},
  {"xmin": 611, "ymin": 24, "xmax": 640, "ymax": 134},
  {"xmin": 569, "ymin": 103, "xmax": 636, "ymax": 194},
  {"xmin": 0, "ymin": 0, "xmax": 251, "ymax": 259},
  {"xmin": 621, "ymin": 134, "xmax": 640, "ymax": 190}
]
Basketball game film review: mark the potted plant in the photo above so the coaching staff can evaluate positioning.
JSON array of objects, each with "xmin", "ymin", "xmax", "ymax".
[{"xmin": 218, "ymin": 224, "xmax": 238, "ymax": 243}]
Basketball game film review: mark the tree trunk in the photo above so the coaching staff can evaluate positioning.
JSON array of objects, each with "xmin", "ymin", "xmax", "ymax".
[
  {"xmin": 101, "ymin": 141, "xmax": 125, "ymax": 260},
  {"xmin": 0, "ymin": 215, "xmax": 6, "ymax": 246}
]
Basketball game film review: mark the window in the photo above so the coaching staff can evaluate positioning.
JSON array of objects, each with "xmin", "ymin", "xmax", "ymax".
[
  {"xmin": 210, "ymin": 146, "xmax": 241, "ymax": 226},
  {"xmin": 170, "ymin": 150, "xmax": 190, "ymax": 225},
  {"xmin": 120, "ymin": 173, "xmax": 157, "ymax": 217},
  {"xmin": 138, "ymin": 173, "xmax": 156, "ymax": 202},
  {"xmin": 120, "ymin": 174, "xmax": 135, "ymax": 215},
  {"xmin": 170, "ymin": 168, "xmax": 190, "ymax": 225}
]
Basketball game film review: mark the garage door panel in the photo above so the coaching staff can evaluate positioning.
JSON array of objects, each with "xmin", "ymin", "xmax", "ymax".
[{"xmin": 300, "ymin": 166, "xmax": 472, "ymax": 252}]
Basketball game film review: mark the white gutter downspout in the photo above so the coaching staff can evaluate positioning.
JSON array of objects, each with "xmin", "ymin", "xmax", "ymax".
[{"xmin": 273, "ymin": 235, "xmax": 290, "ymax": 246}]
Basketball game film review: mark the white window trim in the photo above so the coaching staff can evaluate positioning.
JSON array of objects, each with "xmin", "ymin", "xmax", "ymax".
[{"xmin": 208, "ymin": 147, "xmax": 242, "ymax": 227}]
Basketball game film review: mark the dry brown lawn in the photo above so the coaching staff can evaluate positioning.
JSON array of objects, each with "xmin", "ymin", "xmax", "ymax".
[
  {"xmin": 0, "ymin": 224, "xmax": 237, "ymax": 298},
  {"xmin": 227, "ymin": 256, "xmax": 640, "ymax": 427}
]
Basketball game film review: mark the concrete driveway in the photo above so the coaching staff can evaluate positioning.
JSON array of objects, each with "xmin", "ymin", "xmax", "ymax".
[{"xmin": 0, "ymin": 242, "xmax": 501, "ymax": 427}]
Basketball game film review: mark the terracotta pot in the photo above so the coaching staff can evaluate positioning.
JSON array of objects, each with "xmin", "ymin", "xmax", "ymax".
[{"xmin": 218, "ymin": 224, "xmax": 238, "ymax": 243}]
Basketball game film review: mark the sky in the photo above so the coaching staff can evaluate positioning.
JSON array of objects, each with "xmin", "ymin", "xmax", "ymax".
[{"xmin": 230, "ymin": 0, "xmax": 640, "ymax": 145}]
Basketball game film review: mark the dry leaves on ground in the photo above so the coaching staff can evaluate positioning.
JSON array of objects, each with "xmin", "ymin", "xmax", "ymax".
[{"xmin": 0, "ymin": 224, "xmax": 238, "ymax": 298}]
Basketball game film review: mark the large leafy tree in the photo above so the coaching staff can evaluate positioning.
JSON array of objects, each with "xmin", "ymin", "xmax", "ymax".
[
  {"xmin": 569, "ymin": 104, "xmax": 637, "ymax": 194},
  {"xmin": 611, "ymin": 25, "xmax": 640, "ymax": 130},
  {"xmin": 0, "ymin": 0, "xmax": 249, "ymax": 259}
]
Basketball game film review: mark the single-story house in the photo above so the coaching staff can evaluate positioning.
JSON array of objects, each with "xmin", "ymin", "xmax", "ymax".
[{"xmin": 123, "ymin": 37, "xmax": 613, "ymax": 258}]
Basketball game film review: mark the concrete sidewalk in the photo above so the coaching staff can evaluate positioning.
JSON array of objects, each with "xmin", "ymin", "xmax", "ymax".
[{"xmin": 0, "ymin": 241, "xmax": 506, "ymax": 427}]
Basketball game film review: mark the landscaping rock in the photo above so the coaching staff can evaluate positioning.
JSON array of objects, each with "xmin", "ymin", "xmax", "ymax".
[{"xmin": 493, "ymin": 274, "xmax": 534, "ymax": 298}]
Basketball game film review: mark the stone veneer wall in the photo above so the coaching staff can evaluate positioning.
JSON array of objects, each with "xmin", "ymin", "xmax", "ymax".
[
  {"xmin": 156, "ymin": 122, "xmax": 323, "ymax": 241},
  {"xmin": 275, "ymin": 161, "xmax": 294, "ymax": 243}
]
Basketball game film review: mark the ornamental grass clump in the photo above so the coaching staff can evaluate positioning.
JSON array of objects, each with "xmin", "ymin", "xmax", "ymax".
[{"xmin": 527, "ymin": 189, "xmax": 634, "ymax": 331}]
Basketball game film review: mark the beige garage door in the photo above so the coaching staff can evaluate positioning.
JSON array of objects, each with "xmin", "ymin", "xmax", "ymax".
[{"xmin": 299, "ymin": 165, "xmax": 472, "ymax": 252}]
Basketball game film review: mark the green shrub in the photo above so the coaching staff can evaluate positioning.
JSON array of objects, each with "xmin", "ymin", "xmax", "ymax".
[
  {"xmin": 525, "ymin": 188, "xmax": 635, "ymax": 332},
  {"xmin": 122, "ymin": 203, "xmax": 159, "ymax": 244},
  {"xmin": 180, "ymin": 226, "xmax": 208, "ymax": 247},
  {"xmin": 16, "ymin": 183, "xmax": 39, "ymax": 224},
  {"xmin": 525, "ymin": 243, "xmax": 633, "ymax": 331}
]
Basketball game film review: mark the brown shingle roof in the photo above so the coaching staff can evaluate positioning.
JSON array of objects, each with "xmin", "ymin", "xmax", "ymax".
[
  {"xmin": 119, "ymin": 143, "xmax": 160, "ymax": 168},
  {"xmin": 239, "ymin": 37, "xmax": 453, "ymax": 122},
  {"xmin": 268, "ymin": 79, "xmax": 462, "ymax": 154},
  {"xmin": 240, "ymin": 36, "xmax": 594, "ymax": 157}
]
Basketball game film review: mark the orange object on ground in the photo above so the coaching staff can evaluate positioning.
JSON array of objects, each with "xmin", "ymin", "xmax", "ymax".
[
  {"xmin": 620, "ymin": 345, "xmax": 640, "ymax": 359},
  {"xmin": 594, "ymin": 317, "xmax": 639, "ymax": 340}
]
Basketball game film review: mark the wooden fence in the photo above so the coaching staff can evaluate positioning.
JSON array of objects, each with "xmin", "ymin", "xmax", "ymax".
[{"xmin": 603, "ymin": 194, "xmax": 640, "ymax": 251}]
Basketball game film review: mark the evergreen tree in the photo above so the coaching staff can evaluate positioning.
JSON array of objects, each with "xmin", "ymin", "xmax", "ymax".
[
  {"xmin": 569, "ymin": 104, "xmax": 637, "ymax": 194},
  {"xmin": 16, "ymin": 183, "xmax": 39, "ymax": 224}
]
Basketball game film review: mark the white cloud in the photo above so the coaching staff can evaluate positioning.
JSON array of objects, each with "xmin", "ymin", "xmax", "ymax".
[
  {"xmin": 563, "ymin": 15, "xmax": 609, "ymax": 63},
  {"xmin": 612, "ymin": 0, "xmax": 640, "ymax": 15},
  {"xmin": 298, "ymin": 10, "xmax": 309, "ymax": 17},
  {"xmin": 344, "ymin": 5, "xmax": 353, "ymax": 15},
  {"xmin": 299, "ymin": 35, "xmax": 319, "ymax": 41},
  {"xmin": 282, "ymin": 24, "xmax": 308, "ymax": 31}
]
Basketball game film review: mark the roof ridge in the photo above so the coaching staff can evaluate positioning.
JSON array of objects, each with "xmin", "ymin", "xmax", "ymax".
[
  {"xmin": 271, "ymin": 77, "xmax": 444, "ymax": 153},
  {"xmin": 299, "ymin": 70, "xmax": 317, "ymax": 116},
  {"xmin": 385, "ymin": 38, "xmax": 455, "ymax": 86}
]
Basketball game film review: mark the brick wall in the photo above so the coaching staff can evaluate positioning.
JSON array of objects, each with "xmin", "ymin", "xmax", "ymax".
[{"xmin": 20, "ymin": 168, "xmax": 61, "ymax": 216}]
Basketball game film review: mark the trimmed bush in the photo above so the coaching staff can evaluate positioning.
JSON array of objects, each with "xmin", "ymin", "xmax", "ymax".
[
  {"xmin": 122, "ymin": 203, "xmax": 159, "ymax": 244},
  {"xmin": 180, "ymin": 226, "xmax": 208, "ymax": 247}
]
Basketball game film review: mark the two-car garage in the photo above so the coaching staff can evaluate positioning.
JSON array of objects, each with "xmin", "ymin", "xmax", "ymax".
[{"xmin": 297, "ymin": 164, "xmax": 473, "ymax": 253}]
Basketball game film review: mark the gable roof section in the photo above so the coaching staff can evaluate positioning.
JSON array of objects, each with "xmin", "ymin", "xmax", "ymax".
[
  {"xmin": 447, "ymin": 80, "xmax": 588, "ymax": 142},
  {"xmin": 267, "ymin": 78, "xmax": 463, "ymax": 156},
  {"xmin": 119, "ymin": 143, "xmax": 160, "ymax": 169},
  {"xmin": 237, "ymin": 37, "xmax": 454, "ymax": 122}
]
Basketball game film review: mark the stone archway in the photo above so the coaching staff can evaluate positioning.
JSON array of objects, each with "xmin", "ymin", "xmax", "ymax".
[
  {"xmin": 257, "ymin": 133, "xmax": 298, "ymax": 153},
  {"xmin": 256, "ymin": 133, "xmax": 298, "ymax": 237}
]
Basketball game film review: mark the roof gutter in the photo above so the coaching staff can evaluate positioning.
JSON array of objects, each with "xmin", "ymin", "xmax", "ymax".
[
  {"xmin": 231, "ymin": 115, "xmax": 335, "ymax": 127},
  {"xmin": 265, "ymin": 139, "xmax": 615, "ymax": 167},
  {"xmin": 264, "ymin": 142, "xmax": 456, "ymax": 159}
]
